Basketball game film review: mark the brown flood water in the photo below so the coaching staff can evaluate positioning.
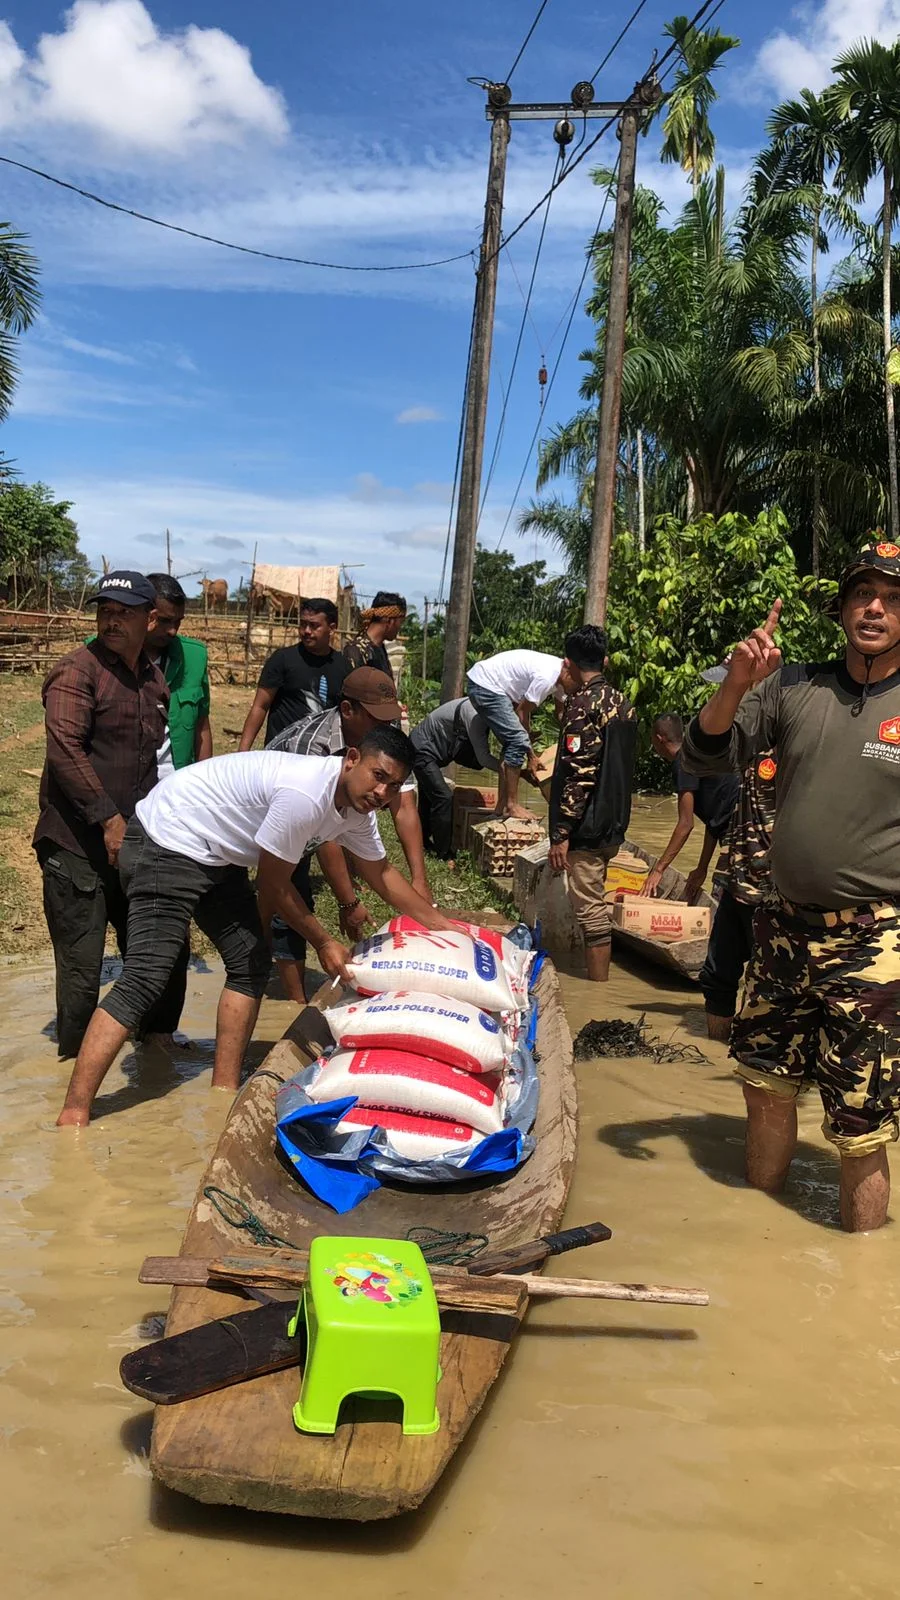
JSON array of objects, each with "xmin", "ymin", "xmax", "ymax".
[{"xmin": 4, "ymin": 801, "xmax": 900, "ymax": 1598}]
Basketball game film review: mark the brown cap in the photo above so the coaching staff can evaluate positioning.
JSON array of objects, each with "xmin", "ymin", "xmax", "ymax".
[{"xmin": 341, "ymin": 666, "xmax": 401, "ymax": 722}]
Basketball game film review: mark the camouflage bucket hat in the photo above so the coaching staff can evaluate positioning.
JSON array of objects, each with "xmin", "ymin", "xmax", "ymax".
[{"xmin": 829, "ymin": 537, "xmax": 900, "ymax": 616}]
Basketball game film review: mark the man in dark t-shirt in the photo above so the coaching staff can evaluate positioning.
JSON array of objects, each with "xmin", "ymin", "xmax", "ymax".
[
  {"xmin": 641, "ymin": 712, "xmax": 739, "ymax": 900},
  {"xmin": 238, "ymin": 597, "xmax": 348, "ymax": 750}
]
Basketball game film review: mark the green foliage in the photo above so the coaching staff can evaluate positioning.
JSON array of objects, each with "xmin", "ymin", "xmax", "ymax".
[
  {"xmin": 604, "ymin": 509, "xmax": 838, "ymax": 786},
  {"xmin": 0, "ymin": 224, "xmax": 40, "ymax": 422},
  {"xmin": 0, "ymin": 481, "xmax": 94, "ymax": 605}
]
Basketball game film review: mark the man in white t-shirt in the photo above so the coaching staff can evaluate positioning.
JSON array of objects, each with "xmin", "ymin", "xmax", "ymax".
[
  {"xmin": 56, "ymin": 726, "xmax": 451, "ymax": 1127},
  {"xmin": 466, "ymin": 648, "xmax": 570, "ymax": 818}
]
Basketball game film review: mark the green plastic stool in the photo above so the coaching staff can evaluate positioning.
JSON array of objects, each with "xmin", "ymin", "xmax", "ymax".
[{"xmin": 288, "ymin": 1236, "xmax": 441, "ymax": 1437}]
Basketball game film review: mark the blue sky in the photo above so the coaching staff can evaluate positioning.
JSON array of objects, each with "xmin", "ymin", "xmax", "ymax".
[{"xmin": 0, "ymin": 0, "xmax": 896, "ymax": 609}]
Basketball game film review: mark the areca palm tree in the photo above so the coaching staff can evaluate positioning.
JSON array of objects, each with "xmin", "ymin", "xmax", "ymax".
[
  {"xmin": 755, "ymin": 91, "xmax": 846, "ymax": 569},
  {"xmin": 825, "ymin": 37, "xmax": 900, "ymax": 537},
  {"xmin": 659, "ymin": 15, "xmax": 740, "ymax": 196}
]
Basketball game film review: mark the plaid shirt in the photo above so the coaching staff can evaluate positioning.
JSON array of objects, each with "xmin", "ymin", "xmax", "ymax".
[{"xmin": 33, "ymin": 641, "xmax": 169, "ymax": 865}]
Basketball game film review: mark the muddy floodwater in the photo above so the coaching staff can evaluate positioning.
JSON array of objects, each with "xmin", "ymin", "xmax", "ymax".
[{"xmin": 4, "ymin": 800, "xmax": 900, "ymax": 1598}]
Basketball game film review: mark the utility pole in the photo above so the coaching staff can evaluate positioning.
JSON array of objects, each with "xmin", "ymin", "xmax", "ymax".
[
  {"xmin": 439, "ymin": 81, "xmax": 643, "ymax": 698},
  {"xmin": 584, "ymin": 79, "xmax": 660, "ymax": 625},
  {"xmin": 165, "ymin": 527, "xmax": 172, "ymax": 575},
  {"xmin": 440, "ymin": 84, "xmax": 511, "ymax": 703},
  {"xmin": 422, "ymin": 598, "xmax": 430, "ymax": 682}
]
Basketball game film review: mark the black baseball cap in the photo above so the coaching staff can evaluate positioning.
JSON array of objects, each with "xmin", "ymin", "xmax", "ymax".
[{"xmin": 87, "ymin": 571, "xmax": 157, "ymax": 607}]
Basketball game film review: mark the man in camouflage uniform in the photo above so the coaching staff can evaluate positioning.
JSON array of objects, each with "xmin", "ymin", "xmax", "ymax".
[
  {"xmin": 343, "ymin": 591, "xmax": 407, "ymax": 684},
  {"xmin": 548, "ymin": 624, "xmax": 638, "ymax": 983},
  {"xmin": 682, "ymin": 542, "xmax": 900, "ymax": 1232},
  {"xmin": 696, "ymin": 658, "xmax": 778, "ymax": 1041}
]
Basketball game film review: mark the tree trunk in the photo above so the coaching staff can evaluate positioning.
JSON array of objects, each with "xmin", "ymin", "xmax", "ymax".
[
  {"xmin": 811, "ymin": 192, "xmax": 822, "ymax": 576},
  {"xmin": 636, "ymin": 427, "xmax": 646, "ymax": 553},
  {"xmin": 884, "ymin": 163, "xmax": 899, "ymax": 538}
]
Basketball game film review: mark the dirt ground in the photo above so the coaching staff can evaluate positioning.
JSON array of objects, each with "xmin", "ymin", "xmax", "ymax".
[{"xmin": 0, "ymin": 676, "xmax": 509, "ymax": 958}]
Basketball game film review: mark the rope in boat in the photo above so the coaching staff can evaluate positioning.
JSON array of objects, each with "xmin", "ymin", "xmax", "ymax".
[
  {"xmin": 406, "ymin": 1227, "xmax": 490, "ymax": 1265},
  {"xmin": 203, "ymin": 1186, "xmax": 296, "ymax": 1249},
  {"xmin": 203, "ymin": 1189, "xmax": 490, "ymax": 1266}
]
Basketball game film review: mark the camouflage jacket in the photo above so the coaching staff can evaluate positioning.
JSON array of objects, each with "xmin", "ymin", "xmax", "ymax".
[
  {"xmin": 342, "ymin": 632, "xmax": 394, "ymax": 683},
  {"xmin": 718, "ymin": 749, "xmax": 777, "ymax": 905},
  {"xmin": 549, "ymin": 677, "xmax": 637, "ymax": 848}
]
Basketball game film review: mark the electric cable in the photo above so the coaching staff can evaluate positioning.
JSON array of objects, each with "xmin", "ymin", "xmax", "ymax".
[
  {"xmin": 506, "ymin": 0, "xmax": 552, "ymax": 82},
  {"xmin": 0, "ymin": 152, "xmax": 477, "ymax": 273},
  {"xmin": 493, "ymin": 160, "xmax": 619, "ymax": 552},
  {"xmin": 478, "ymin": 149, "xmax": 562, "ymax": 522},
  {"xmin": 438, "ymin": 278, "xmax": 480, "ymax": 607},
  {"xmin": 589, "ymin": 0, "xmax": 650, "ymax": 86}
]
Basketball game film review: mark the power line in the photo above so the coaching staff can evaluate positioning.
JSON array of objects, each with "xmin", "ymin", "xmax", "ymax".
[
  {"xmin": 0, "ymin": 152, "xmax": 477, "ymax": 274},
  {"xmin": 493, "ymin": 161, "xmax": 619, "ymax": 552},
  {"xmin": 590, "ymin": 0, "xmax": 650, "ymax": 85},
  {"xmin": 478, "ymin": 150, "xmax": 562, "ymax": 521},
  {"xmin": 438, "ymin": 282, "xmax": 480, "ymax": 607},
  {"xmin": 653, "ymin": 0, "xmax": 725, "ymax": 77},
  {"xmin": 506, "ymin": 0, "xmax": 552, "ymax": 82}
]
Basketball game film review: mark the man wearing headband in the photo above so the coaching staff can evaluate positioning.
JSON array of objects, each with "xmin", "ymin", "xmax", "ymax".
[
  {"xmin": 682, "ymin": 540, "xmax": 900, "ymax": 1232},
  {"xmin": 343, "ymin": 590, "xmax": 407, "ymax": 684}
]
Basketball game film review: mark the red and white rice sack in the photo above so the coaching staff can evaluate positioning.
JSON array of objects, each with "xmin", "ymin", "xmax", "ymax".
[
  {"xmin": 382, "ymin": 917, "xmax": 533, "ymax": 1009},
  {"xmin": 325, "ymin": 990, "xmax": 514, "ymax": 1075},
  {"xmin": 335, "ymin": 1106, "xmax": 481, "ymax": 1161},
  {"xmin": 350, "ymin": 925, "xmax": 530, "ymax": 1013},
  {"xmin": 306, "ymin": 1047, "xmax": 506, "ymax": 1136}
]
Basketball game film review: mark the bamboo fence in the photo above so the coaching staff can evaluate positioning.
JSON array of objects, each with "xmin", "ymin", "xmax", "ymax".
[{"xmin": 0, "ymin": 606, "xmax": 362, "ymax": 686}]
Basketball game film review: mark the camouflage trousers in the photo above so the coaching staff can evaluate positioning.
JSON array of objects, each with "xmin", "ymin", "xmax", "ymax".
[{"xmin": 732, "ymin": 899, "xmax": 900, "ymax": 1156}]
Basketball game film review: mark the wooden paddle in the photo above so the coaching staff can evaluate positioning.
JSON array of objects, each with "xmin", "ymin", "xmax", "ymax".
[
  {"xmin": 120, "ymin": 1270, "xmax": 707, "ymax": 1405},
  {"xmin": 122, "ymin": 1229, "xmax": 708, "ymax": 1406},
  {"xmin": 124, "ymin": 1221, "xmax": 612, "ymax": 1405}
]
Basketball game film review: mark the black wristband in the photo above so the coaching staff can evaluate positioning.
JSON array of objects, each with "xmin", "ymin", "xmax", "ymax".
[{"xmin": 337, "ymin": 896, "xmax": 361, "ymax": 913}]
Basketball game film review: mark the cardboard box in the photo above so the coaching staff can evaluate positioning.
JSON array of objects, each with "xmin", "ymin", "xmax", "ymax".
[
  {"xmin": 532, "ymin": 742, "xmax": 557, "ymax": 802},
  {"xmin": 605, "ymin": 852, "xmax": 650, "ymax": 898},
  {"xmin": 612, "ymin": 898, "xmax": 710, "ymax": 944},
  {"xmin": 451, "ymin": 787, "xmax": 499, "ymax": 850}
]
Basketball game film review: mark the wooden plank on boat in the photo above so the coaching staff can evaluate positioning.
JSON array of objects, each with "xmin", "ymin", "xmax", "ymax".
[
  {"xmin": 610, "ymin": 838, "xmax": 714, "ymax": 981},
  {"xmin": 147, "ymin": 957, "xmax": 576, "ymax": 1520}
]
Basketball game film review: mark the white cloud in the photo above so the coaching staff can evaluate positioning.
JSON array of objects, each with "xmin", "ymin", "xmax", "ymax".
[
  {"xmin": 754, "ymin": 0, "xmax": 900, "ymax": 99},
  {"xmin": 0, "ymin": 1, "xmax": 287, "ymax": 153},
  {"xmin": 396, "ymin": 405, "xmax": 442, "ymax": 424},
  {"xmin": 60, "ymin": 474, "xmax": 553, "ymax": 607},
  {"xmin": 56, "ymin": 333, "xmax": 138, "ymax": 365}
]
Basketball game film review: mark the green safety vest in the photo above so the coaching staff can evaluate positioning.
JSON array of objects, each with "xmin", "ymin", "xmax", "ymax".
[{"xmin": 162, "ymin": 634, "xmax": 210, "ymax": 769}]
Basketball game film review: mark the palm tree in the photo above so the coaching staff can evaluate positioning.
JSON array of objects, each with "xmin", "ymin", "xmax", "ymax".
[
  {"xmin": 0, "ymin": 225, "xmax": 40, "ymax": 418},
  {"xmin": 758, "ymin": 91, "xmax": 844, "ymax": 570},
  {"xmin": 659, "ymin": 15, "xmax": 740, "ymax": 197},
  {"xmin": 826, "ymin": 38, "xmax": 900, "ymax": 538}
]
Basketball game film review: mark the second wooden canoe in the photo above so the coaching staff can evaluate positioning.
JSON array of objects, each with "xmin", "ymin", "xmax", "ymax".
[{"xmin": 611, "ymin": 839, "xmax": 715, "ymax": 981}]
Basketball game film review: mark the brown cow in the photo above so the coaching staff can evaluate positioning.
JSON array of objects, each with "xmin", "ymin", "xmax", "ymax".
[{"xmin": 201, "ymin": 577, "xmax": 228, "ymax": 611}]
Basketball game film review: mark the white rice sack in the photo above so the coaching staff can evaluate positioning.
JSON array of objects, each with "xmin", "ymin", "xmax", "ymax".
[
  {"xmin": 350, "ymin": 928, "xmax": 526, "ymax": 1012},
  {"xmin": 381, "ymin": 916, "xmax": 533, "ymax": 1009},
  {"xmin": 325, "ymin": 990, "xmax": 514, "ymax": 1075},
  {"xmin": 336, "ymin": 1106, "xmax": 482, "ymax": 1162},
  {"xmin": 307, "ymin": 1047, "xmax": 505, "ymax": 1136}
]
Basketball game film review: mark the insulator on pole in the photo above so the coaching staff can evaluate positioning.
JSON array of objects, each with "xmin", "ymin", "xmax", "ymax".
[{"xmin": 553, "ymin": 117, "xmax": 576, "ymax": 149}]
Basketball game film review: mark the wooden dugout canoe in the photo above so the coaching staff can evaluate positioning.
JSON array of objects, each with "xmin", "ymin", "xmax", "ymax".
[
  {"xmin": 610, "ymin": 839, "xmax": 715, "ymax": 982},
  {"xmin": 148, "ymin": 957, "xmax": 576, "ymax": 1520}
]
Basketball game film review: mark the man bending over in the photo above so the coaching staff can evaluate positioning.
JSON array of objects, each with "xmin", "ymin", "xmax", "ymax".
[{"xmin": 56, "ymin": 728, "xmax": 450, "ymax": 1127}]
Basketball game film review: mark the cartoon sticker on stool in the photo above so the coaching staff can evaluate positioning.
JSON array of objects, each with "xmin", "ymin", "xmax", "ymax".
[{"xmin": 327, "ymin": 1251, "xmax": 422, "ymax": 1306}]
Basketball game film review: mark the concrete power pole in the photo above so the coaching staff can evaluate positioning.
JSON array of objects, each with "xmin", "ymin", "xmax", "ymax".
[
  {"xmin": 440, "ymin": 84, "xmax": 512, "ymax": 704},
  {"xmin": 584, "ymin": 79, "xmax": 660, "ymax": 625}
]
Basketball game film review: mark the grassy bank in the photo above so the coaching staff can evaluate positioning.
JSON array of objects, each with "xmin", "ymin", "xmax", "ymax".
[{"xmin": 0, "ymin": 676, "xmax": 515, "ymax": 959}]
